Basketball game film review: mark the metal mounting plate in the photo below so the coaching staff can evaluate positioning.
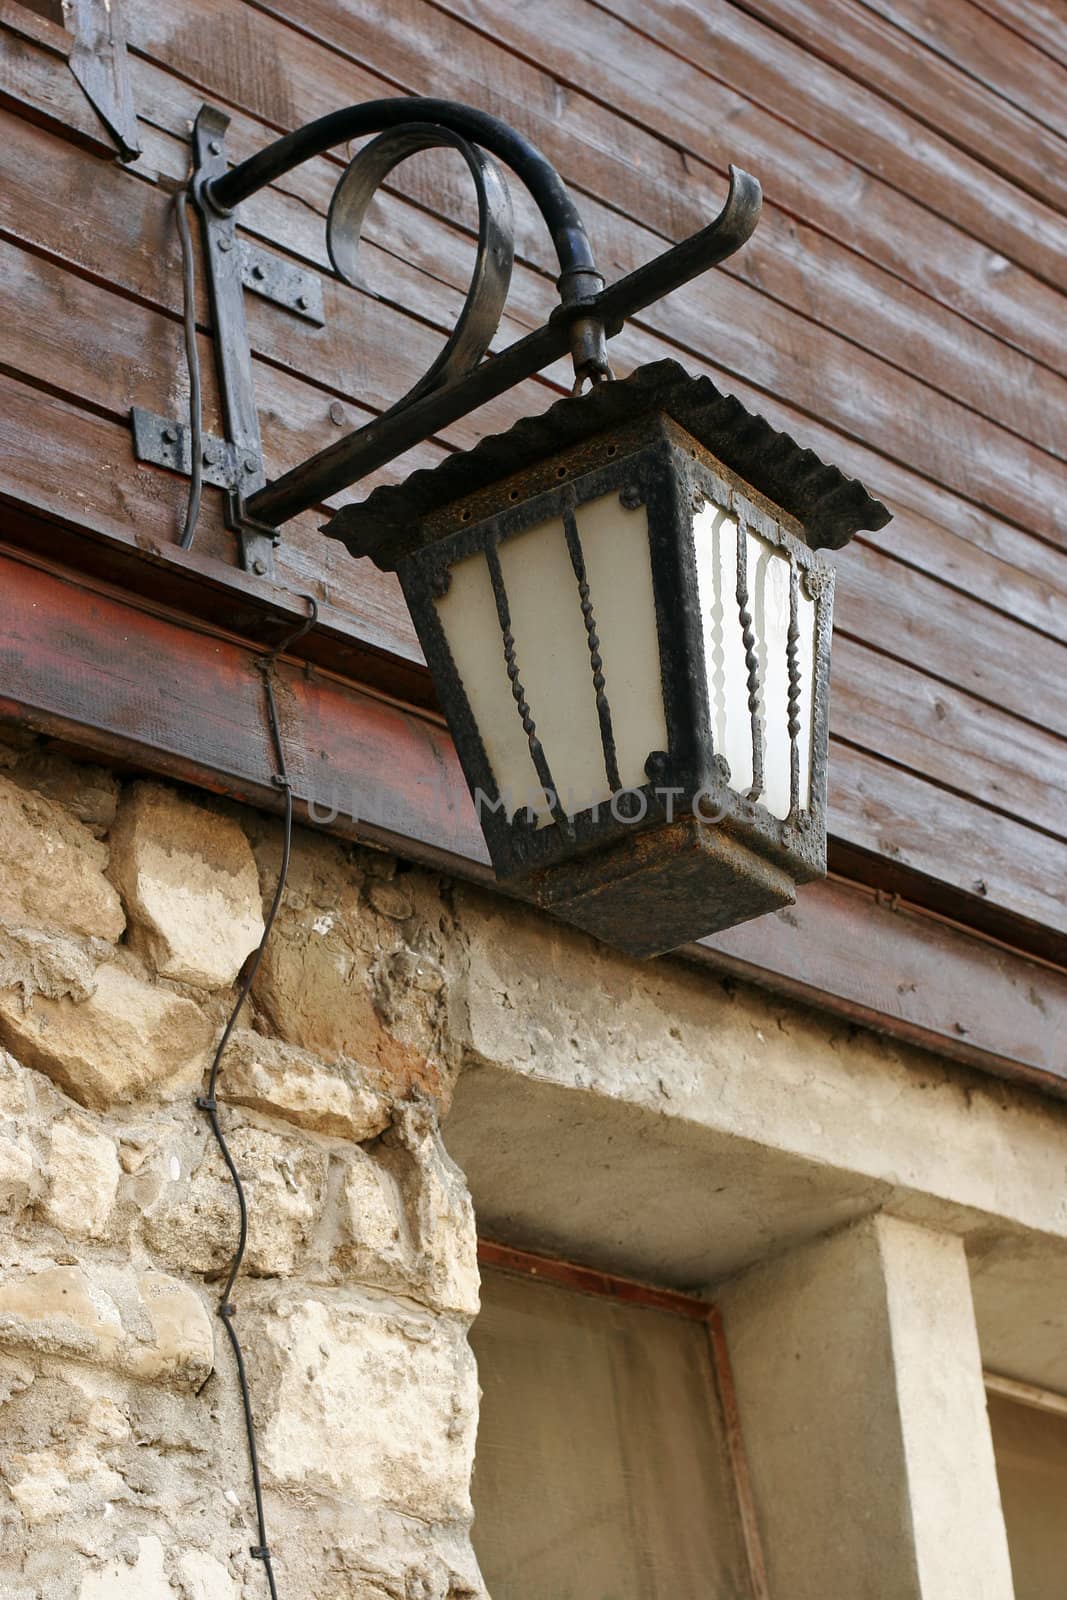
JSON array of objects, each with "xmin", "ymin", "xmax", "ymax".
[
  {"xmin": 240, "ymin": 242, "xmax": 325, "ymax": 325},
  {"xmin": 132, "ymin": 408, "xmax": 245, "ymax": 491}
]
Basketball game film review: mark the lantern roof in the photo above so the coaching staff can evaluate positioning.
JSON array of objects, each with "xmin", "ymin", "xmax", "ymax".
[{"xmin": 324, "ymin": 359, "xmax": 891, "ymax": 565}]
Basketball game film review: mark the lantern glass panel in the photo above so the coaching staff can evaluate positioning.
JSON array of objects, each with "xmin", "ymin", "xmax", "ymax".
[
  {"xmin": 432, "ymin": 491, "xmax": 668, "ymax": 827},
  {"xmin": 692, "ymin": 501, "xmax": 816, "ymax": 821}
]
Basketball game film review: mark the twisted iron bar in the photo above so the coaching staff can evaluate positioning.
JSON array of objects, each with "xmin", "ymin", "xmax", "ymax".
[
  {"xmin": 485, "ymin": 541, "xmax": 573, "ymax": 837},
  {"xmin": 562, "ymin": 501, "xmax": 622, "ymax": 794},
  {"xmin": 787, "ymin": 555, "xmax": 802, "ymax": 817},
  {"xmin": 736, "ymin": 521, "xmax": 765, "ymax": 805}
]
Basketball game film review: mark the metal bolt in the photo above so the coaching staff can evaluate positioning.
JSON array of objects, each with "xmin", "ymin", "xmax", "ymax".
[
  {"xmin": 243, "ymin": 456, "xmax": 258, "ymax": 474},
  {"xmin": 328, "ymin": 401, "xmax": 346, "ymax": 427},
  {"xmin": 208, "ymin": 139, "xmax": 222, "ymax": 155},
  {"xmin": 296, "ymin": 294, "xmax": 309, "ymax": 311},
  {"xmin": 202, "ymin": 445, "xmax": 220, "ymax": 466},
  {"xmin": 252, "ymin": 558, "xmax": 267, "ymax": 575},
  {"xmin": 218, "ymin": 237, "xmax": 232, "ymax": 253},
  {"xmin": 161, "ymin": 426, "xmax": 177, "ymax": 445}
]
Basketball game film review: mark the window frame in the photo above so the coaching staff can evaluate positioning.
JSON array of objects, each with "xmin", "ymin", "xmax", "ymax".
[{"xmin": 475, "ymin": 1237, "xmax": 771, "ymax": 1600}]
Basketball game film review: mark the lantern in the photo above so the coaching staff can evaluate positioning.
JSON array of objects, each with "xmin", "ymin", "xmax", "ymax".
[{"xmin": 324, "ymin": 360, "xmax": 889, "ymax": 957}]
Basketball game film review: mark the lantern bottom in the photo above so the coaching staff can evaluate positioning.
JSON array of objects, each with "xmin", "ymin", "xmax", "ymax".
[{"xmin": 530, "ymin": 817, "xmax": 798, "ymax": 959}]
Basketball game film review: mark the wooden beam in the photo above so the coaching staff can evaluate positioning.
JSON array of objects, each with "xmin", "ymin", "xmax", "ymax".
[{"xmin": 1, "ymin": 543, "xmax": 1064, "ymax": 1095}]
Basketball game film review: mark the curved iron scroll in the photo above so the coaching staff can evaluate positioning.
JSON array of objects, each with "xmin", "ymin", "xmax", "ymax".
[
  {"xmin": 187, "ymin": 97, "xmax": 763, "ymax": 531},
  {"xmin": 326, "ymin": 123, "xmax": 516, "ymax": 411}
]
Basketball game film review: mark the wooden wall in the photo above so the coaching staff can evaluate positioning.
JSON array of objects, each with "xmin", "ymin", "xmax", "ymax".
[{"xmin": 1, "ymin": 0, "xmax": 1065, "ymax": 965}]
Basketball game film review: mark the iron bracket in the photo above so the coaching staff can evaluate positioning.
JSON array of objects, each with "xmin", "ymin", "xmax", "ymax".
[
  {"xmin": 188, "ymin": 106, "xmax": 274, "ymax": 576},
  {"xmin": 144, "ymin": 96, "xmax": 767, "ymax": 556},
  {"xmin": 68, "ymin": 0, "xmax": 141, "ymax": 162},
  {"xmin": 132, "ymin": 408, "xmax": 241, "ymax": 491},
  {"xmin": 131, "ymin": 107, "xmax": 324, "ymax": 573},
  {"xmin": 240, "ymin": 241, "xmax": 325, "ymax": 326}
]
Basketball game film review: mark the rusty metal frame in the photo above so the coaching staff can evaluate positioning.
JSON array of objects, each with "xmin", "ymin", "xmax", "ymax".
[
  {"xmin": 337, "ymin": 367, "xmax": 852, "ymax": 956},
  {"xmin": 67, "ymin": 0, "xmax": 140, "ymax": 161},
  {"xmin": 477, "ymin": 1238, "xmax": 771, "ymax": 1600}
]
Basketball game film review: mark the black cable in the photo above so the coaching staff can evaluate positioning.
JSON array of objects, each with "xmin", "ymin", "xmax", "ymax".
[
  {"xmin": 196, "ymin": 597, "xmax": 318, "ymax": 1600},
  {"xmin": 174, "ymin": 187, "xmax": 204, "ymax": 551}
]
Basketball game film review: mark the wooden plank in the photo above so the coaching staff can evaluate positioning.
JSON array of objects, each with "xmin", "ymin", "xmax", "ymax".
[
  {"xmin": 6, "ymin": 234, "xmax": 1061, "ymax": 843},
  {"xmin": 7, "ymin": 100, "xmax": 1064, "ymax": 683},
  {"xmin": 968, "ymin": 0, "xmax": 1067, "ymax": 67},
  {"xmin": 127, "ymin": 41, "xmax": 1067, "ymax": 471},
  {"xmin": 696, "ymin": 877, "xmax": 1067, "ymax": 1090},
  {"xmin": 860, "ymin": 0, "xmax": 1067, "ymax": 139},
  {"xmin": 147, "ymin": 0, "xmax": 1067, "ymax": 544},
  {"xmin": 118, "ymin": 13, "xmax": 1067, "ymax": 545},
  {"xmin": 3, "ymin": 274, "xmax": 1065, "ymax": 766},
  {"xmin": 0, "ymin": 2, "xmax": 116, "ymax": 155},
  {"xmin": 9, "ymin": 22, "xmax": 1066, "ymax": 632},
  {"xmin": 830, "ymin": 637, "xmax": 1066, "ymax": 842},
  {"xmin": 3, "ymin": 372, "xmax": 1065, "ymax": 956},
  {"xmin": 477, "ymin": 1240, "xmax": 715, "ymax": 1319},
  {"xmin": 585, "ymin": 0, "xmax": 1067, "ymax": 269},
  {"xmin": 725, "ymin": 0, "xmax": 1067, "ymax": 212},
  {"xmin": 827, "ymin": 743, "xmax": 1067, "ymax": 944},
  {"xmin": 261, "ymin": 0, "xmax": 1067, "ymax": 368},
  {"xmin": 4, "ymin": 129, "xmax": 1065, "ymax": 758},
  {"xmin": 79, "ymin": 85, "xmax": 1067, "ymax": 636},
  {"xmin": 1, "ymin": 543, "xmax": 1064, "ymax": 1083}
]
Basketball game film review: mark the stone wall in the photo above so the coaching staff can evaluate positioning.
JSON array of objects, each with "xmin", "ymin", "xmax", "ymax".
[
  {"xmin": 0, "ymin": 727, "xmax": 482, "ymax": 1600},
  {"xmin": 3, "ymin": 725, "xmax": 1066, "ymax": 1600}
]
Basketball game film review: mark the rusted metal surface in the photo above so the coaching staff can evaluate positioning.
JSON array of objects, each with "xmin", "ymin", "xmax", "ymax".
[
  {"xmin": 707, "ymin": 1307, "xmax": 772, "ymax": 1600},
  {"xmin": 328, "ymin": 359, "xmax": 890, "ymax": 559},
  {"xmin": 67, "ymin": 0, "xmax": 140, "ymax": 159},
  {"xmin": 477, "ymin": 1239, "xmax": 715, "ymax": 1320}
]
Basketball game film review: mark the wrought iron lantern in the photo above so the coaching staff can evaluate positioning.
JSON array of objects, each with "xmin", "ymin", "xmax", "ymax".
[
  {"xmin": 326, "ymin": 361, "xmax": 888, "ymax": 956},
  {"xmin": 137, "ymin": 97, "xmax": 890, "ymax": 958}
]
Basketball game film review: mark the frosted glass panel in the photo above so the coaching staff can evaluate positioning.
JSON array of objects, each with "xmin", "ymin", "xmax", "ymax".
[
  {"xmin": 433, "ymin": 493, "xmax": 667, "ymax": 828},
  {"xmin": 471, "ymin": 1268, "xmax": 750, "ymax": 1600},
  {"xmin": 693, "ymin": 504, "xmax": 816, "ymax": 819},
  {"xmin": 573, "ymin": 495, "xmax": 669, "ymax": 794},
  {"xmin": 434, "ymin": 544, "xmax": 548, "ymax": 819},
  {"xmin": 497, "ymin": 515, "xmax": 616, "ymax": 822}
]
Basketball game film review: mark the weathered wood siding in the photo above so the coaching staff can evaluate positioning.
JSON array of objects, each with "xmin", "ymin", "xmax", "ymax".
[{"xmin": 1, "ymin": 0, "xmax": 1065, "ymax": 960}]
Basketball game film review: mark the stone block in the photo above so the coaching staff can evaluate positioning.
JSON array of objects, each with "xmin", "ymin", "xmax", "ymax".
[
  {"xmin": 8, "ymin": 750, "xmax": 120, "ymax": 837},
  {"xmin": 143, "ymin": 1124, "xmax": 328, "ymax": 1278},
  {"xmin": 0, "ymin": 1048, "xmax": 38, "ymax": 1215},
  {"xmin": 0, "ymin": 1264, "xmax": 213, "ymax": 1390},
  {"xmin": 335, "ymin": 1104, "xmax": 479, "ymax": 1319},
  {"xmin": 0, "ymin": 959, "xmax": 213, "ymax": 1110},
  {"xmin": 0, "ymin": 1134, "xmax": 35, "ymax": 1216},
  {"xmin": 252, "ymin": 1293, "xmax": 477, "ymax": 1523},
  {"xmin": 250, "ymin": 834, "xmax": 457, "ymax": 1107},
  {"xmin": 42, "ymin": 1117, "xmax": 120, "ymax": 1240},
  {"xmin": 219, "ymin": 1029, "xmax": 391, "ymax": 1142},
  {"xmin": 0, "ymin": 774, "xmax": 124, "ymax": 941},
  {"xmin": 79, "ymin": 1537, "xmax": 175, "ymax": 1600},
  {"xmin": 6, "ymin": 1438, "xmax": 125, "ymax": 1526},
  {"xmin": 178, "ymin": 1551, "xmax": 239, "ymax": 1600},
  {"xmin": 107, "ymin": 783, "xmax": 264, "ymax": 990},
  {"xmin": 0, "ymin": 924, "xmax": 105, "ymax": 1006}
]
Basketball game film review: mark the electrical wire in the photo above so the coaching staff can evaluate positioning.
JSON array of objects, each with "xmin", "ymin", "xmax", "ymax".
[
  {"xmin": 174, "ymin": 187, "xmax": 204, "ymax": 550},
  {"xmin": 196, "ymin": 597, "xmax": 318, "ymax": 1600}
]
